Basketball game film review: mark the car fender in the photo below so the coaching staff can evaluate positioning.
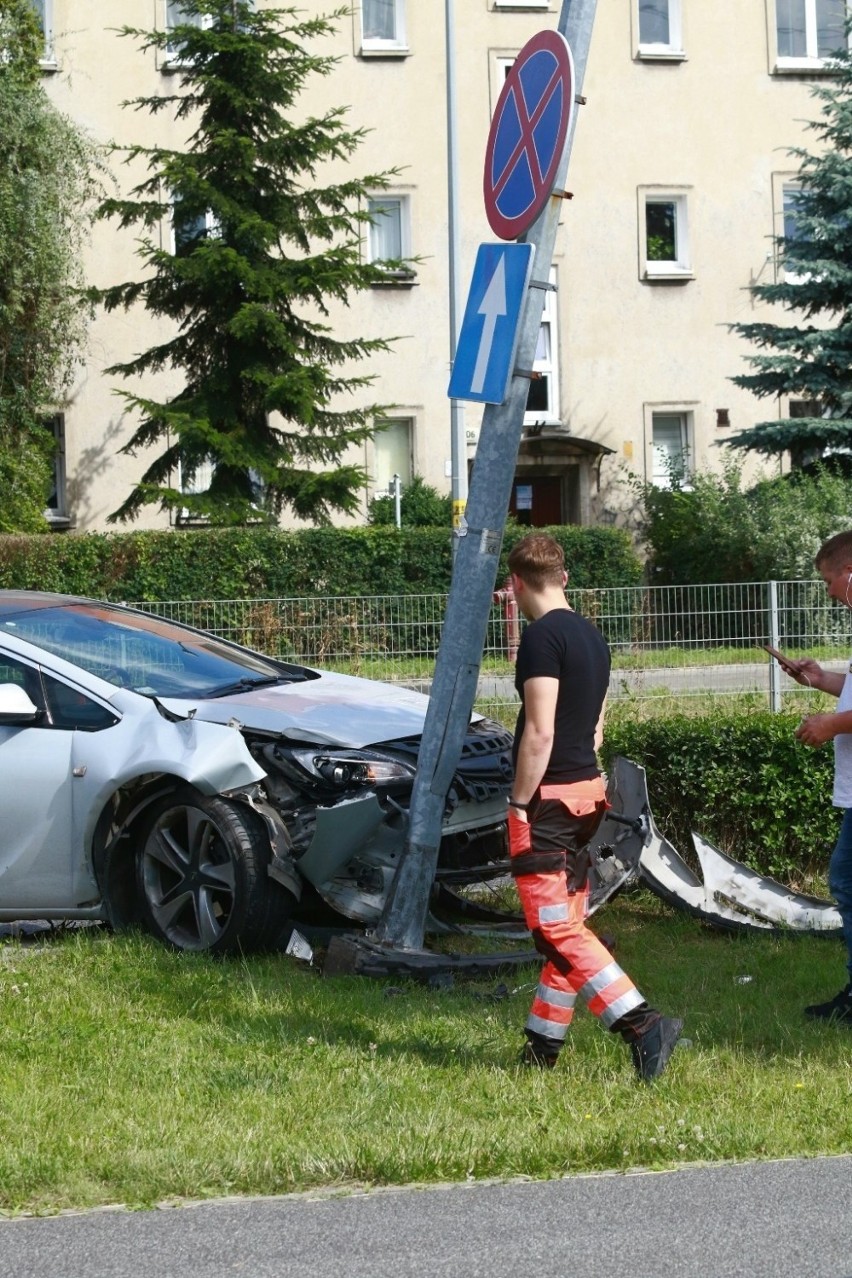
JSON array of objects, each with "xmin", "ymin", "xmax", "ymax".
[{"xmin": 74, "ymin": 693, "xmax": 266, "ymax": 868}]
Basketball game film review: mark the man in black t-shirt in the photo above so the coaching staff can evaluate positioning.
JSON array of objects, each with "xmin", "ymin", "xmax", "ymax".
[{"xmin": 506, "ymin": 533, "xmax": 682, "ymax": 1081}]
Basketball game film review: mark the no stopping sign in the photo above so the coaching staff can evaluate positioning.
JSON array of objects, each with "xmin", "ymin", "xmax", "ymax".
[{"xmin": 483, "ymin": 30, "xmax": 575, "ymax": 242}]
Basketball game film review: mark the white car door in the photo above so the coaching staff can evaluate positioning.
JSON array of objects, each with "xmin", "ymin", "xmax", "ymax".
[{"xmin": 0, "ymin": 654, "xmax": 77, "ymax": 907}]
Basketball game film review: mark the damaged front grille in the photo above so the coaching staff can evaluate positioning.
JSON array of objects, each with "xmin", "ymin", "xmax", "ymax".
[
  {"xmin": 381, "ymin": 718, "xmax": 513, "ymax": 805},
  {"xmin": 454, "ymin": 720, "xmax": 514, "ymax": 802}
]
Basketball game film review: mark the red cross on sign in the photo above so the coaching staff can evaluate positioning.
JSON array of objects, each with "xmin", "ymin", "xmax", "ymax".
[{"xmin": 483, "ymin": 29, "xmax": 575, "ymax": 242}]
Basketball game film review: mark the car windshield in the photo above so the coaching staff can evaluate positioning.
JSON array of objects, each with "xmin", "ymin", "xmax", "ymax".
[{"xmin": 0, "ymin": 602, "xmax": 311, "ymax": 698}]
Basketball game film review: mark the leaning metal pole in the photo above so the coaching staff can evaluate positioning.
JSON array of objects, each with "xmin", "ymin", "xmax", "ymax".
[{"xmin": 373, "ymin": 0, "xmax": 599, "ymax": 950}]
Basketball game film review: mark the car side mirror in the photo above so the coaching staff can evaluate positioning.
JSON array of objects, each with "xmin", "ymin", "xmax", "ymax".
[{"xmin": 0, "ymin": 682, "xmax": 41, "ymax": 724}]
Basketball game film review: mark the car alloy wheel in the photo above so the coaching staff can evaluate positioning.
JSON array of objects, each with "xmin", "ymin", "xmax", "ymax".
[{"xmin": 136, "ymin": 789, "xmax": 287, "ymax": 954}]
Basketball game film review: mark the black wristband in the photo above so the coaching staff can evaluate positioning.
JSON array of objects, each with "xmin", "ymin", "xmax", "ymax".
[{"xmin": 508, "ymin": 798, "xmax": 529, "ymax": 809}]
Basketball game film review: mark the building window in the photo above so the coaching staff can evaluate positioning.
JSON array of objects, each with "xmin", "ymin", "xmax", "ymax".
[
  {"xmin": 640, "ymin": 188, "xmax": 692, "ymax": 279},
  {"xmin": 166, "ymin": 0, "xmax": 203, "ymax": 28},
  {"xmin": 493, "ymin": 1, "xmax": 551, "ymax": 9},
  {"xmin": 649, "ymin": 410, "xmax": 692, "ymax": 486},
  {"xmin": 372, "ymin": 418, "xmax": 413, "ymax": 495},
  {"xmin": 637, "ymin": 0, "xmax": 684, "ymax": 57},
  {"xmin": 165, "ymin": 1, "xmax": 202, "ymax": 65},
  {"xmin": 177, "ymin": 457, "xmax": 264, "ymax": 523},
  {"xmin": 28, "ymin": 0, "xmax": 54, "ymax": 64},
  {"xmin": 775, "ymin": 0, "xmax": 848, "ymax": 67},
  {"xmin": 489, "ymin": 54, "xmax": 517, "ymax": 112},
  {"xmin": 176, "ymin": 455, "xmax": 214, "ymax": 523},
  {"xmin": 44, "ymin": 414, "xmax": 69, "ymax": 527},
  {"xmin": 524, "ymin": 269, "xmax": 560, "ymax": 426},
  {"xmin": 166, "ymin": 0, "xmax": 254, "ymax": 30},
  {"xmin": 361, "ymin": 0, "xmax": 407, "ymax": 55},
  {"xmin": 773, "ymin": 174, "xmax": 837, "ymax": 285},
  {"xmin": 165, "ymin": 0, "xmax": 234, "ymax": 65},
  {"xmin": 172, "ymin": 204, "xmax": 217, "ymax": 256},
  {"xmin": 789, "ymin": 397, "xmax": 823, "ymax": 418},
  {"xmin": 366, "ymin": 196, "xmax": 414, "ymax": 282},
  {"xmin": 778, "ymin": 181, "xmax": 808, "ymax": 282}
]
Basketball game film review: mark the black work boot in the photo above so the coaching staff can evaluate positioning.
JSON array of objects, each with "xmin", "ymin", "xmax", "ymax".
[
  {"xmin": 519, "ymin": 1032, "xmax": 561, "ymax": 1069},
  {"xmin": 804, "ymin": 985, "xmax": 852, "ymax": 1023},
  {"xmin": 630, "ymin": 1015, "xmax": 683, "ymax": 1082}
]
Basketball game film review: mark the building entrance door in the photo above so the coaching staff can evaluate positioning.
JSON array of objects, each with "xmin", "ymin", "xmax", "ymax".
[{"xmin": 509, "ymin": 476, "xmax": 563, "ymax": 526}]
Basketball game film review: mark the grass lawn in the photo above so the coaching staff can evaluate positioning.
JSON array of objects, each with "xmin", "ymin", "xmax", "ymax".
[
  {"xmin": 334, "ymin": 645, "xmax": 848, "ymax": 683},
  {"xmin": 1, "ymin": 890, "xmax": 850, "ymax": 1217}
]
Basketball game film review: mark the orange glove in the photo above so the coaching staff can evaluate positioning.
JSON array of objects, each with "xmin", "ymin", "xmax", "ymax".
[{"xmin": 507, "ymin": 806, "xmax": 531, "ymax": 858}]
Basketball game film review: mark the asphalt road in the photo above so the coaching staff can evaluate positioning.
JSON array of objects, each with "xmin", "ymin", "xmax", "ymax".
[
  {"xmin": 404, "ymin": 659, "xmax": 852, "ymax": 707},
  {"xmin": 3, "ymin": 1156, "xmax": 851, "ymax": 1278},
  {"xmin": 413, "ymin": 662, "xmax": 812, "ymax": 704}
]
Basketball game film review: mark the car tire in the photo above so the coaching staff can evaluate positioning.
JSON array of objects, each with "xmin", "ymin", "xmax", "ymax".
[{"xmin": 136, "ymin": 788, "xmax": 295, "ymax": 954}]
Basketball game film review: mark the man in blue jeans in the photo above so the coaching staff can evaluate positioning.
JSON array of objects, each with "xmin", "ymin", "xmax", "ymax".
[{"xmin": 777, "ymin": 529, "xmax": 852, "ymax": 1024}]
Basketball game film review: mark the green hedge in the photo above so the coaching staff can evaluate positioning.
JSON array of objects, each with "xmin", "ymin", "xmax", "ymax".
[
  {"xmin": 0, "ymin": 524, "xmax": 642, "ymax": 601},
  {"xmin": 601, "ymin": 709, "xmax": 837, "ymax": 883}
]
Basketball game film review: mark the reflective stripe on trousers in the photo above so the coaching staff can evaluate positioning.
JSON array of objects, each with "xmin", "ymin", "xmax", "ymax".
[{"xmin": 517, "ymin": 877, "xmax": 645, "ymax": 1037}]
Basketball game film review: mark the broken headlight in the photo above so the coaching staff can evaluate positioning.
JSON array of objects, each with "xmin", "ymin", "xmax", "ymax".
[{"xmin": 288, "ymin": 748, "xmax": 415, "ymax": 791}]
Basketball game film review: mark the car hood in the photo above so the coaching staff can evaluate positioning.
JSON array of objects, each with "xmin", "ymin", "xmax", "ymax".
[{"xmin": 156, "ymin": 669, "xmax": 441, "ymax": 748}]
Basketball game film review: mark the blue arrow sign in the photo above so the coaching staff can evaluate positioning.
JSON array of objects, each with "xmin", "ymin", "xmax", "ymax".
[{"xmin": 448, "ymin": 242, "xmax": 535, "ymax": 405}]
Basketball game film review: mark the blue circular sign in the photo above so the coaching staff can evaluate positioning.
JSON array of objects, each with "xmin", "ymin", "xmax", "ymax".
[{"xmin": 483, "ymin": 30, "xmax": 575, "ymax": 242}]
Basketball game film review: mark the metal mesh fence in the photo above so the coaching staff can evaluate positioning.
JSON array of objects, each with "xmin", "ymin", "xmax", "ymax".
[{"xmin": 129, "ymin": 580, "xmax": 852, "ymax": 720}]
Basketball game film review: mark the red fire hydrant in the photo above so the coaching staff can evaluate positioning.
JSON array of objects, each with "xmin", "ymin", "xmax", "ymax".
[{"xmin": 492, "ymin": 576, "xmax": 520, "ymax": 663}]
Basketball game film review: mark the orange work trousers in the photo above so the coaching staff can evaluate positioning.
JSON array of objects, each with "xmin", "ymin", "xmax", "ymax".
[{"xmin": 508, "ymin": 778, "xmax": 646, "ymax": 1048}]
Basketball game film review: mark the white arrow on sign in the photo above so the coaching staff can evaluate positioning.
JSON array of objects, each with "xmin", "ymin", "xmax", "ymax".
[{"xmin": 470, "ymin": 254, "xmax": 507, "ymax": 394}]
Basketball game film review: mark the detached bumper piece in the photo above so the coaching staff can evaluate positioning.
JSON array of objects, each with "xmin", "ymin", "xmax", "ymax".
[{"xmin": 606, "ymin": 756, "xmax": 842, "ymax": 936}]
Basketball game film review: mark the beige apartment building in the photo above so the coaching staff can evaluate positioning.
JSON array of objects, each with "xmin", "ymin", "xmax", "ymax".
[{"xmin": 34, "ymin": 1, "xmax": 845, "ymax": 532}]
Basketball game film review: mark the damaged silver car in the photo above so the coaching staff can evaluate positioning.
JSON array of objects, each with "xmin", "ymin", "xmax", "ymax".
[{"xmin": 0, "ymin": 592, "xmax": 512, "ymax": 954}]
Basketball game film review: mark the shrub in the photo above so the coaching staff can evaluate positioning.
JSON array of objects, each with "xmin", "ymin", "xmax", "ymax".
[
  {"xmin": 0, "ymin": 524, "xmax": 642, "ymax": 601},
  {"xmin": 367, "ymin": 476, "xmax": 453, "ymax": 527},
  {"xmin": 633, "ymin": 456, "xmax": 852, "ymax": 585},
  {"xmin": 601, "ymin": 707, "xmax": 837, "ymax": 883}
]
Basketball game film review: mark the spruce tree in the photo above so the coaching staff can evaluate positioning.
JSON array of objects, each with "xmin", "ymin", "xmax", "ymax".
[
  {"xmin": 94, "ymin": 1, "xmax": 400, "ymax": 526},
  {"xmin": 728, "ymin": 28, "xmax": 852, "ymax": 469}
]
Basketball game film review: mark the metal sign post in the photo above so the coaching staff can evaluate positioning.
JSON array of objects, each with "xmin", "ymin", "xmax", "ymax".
[{"xmin": 372, "ymin": 0, "xmax": 598, "ymax": 953}]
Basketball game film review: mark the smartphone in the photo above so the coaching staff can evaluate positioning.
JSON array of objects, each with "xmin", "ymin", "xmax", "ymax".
[{"xmin": 762, "ymin": 643, "xmax": 794, "ymax": 668}]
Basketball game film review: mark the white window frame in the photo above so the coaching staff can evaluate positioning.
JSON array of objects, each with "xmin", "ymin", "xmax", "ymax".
[
  {"xmin": 366, "ymin": 194, "xmax": 414, "ymax": 282},
  {"xmin": 492, "ymin": 1, "xmax": 551, "ymax": 10},
  {"xmin": 639, "ymin": 187, "xmax": 693, "ymax": 281},
  {"xmin": 636, "ymin": 0, "xmax": 685, "ymax": 59},
  {"xmin": 360, "ymin": 0, "xmax": 408, "ymax": 56},
  {"xmin": 773, "ymin": 0, "xmax": 850, "ymax": 72},
  {"xmin": 774, "ymin": 176, "xmax": 809, "ymax": 284},
  {"xmin": 524, "ymin": 269, "xmax": 561, "ymax": 428},
  {"xmin": 370, "ymin": 417, "xmax": 414, "ymax": 497},
  {"xmin": 645, "ymin": 406, "xmax": 695, "ymax": 488}
]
